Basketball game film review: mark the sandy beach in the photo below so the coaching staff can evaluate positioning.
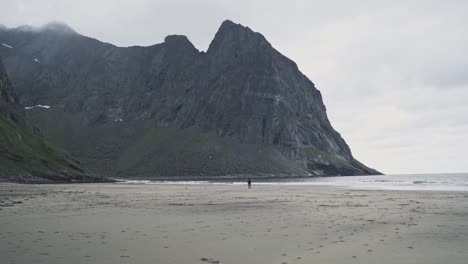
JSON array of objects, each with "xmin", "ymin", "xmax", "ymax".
[{"xmin": 1, "ymin": 182, "xmax": 467, "ymax": 264}]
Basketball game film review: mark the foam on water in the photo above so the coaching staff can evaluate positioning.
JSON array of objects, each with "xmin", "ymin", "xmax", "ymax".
[{"xmin": 116, "ymin": 173, "xmax": 468, "ymax": 191}]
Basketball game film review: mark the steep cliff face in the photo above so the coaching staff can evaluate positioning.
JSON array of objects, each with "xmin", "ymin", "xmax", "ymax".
[
  {"xmin": 199, "ymin": 22, "xmax": 351, "ymax": 156},
  {"xmin": 0, "ymin": 59, "xmax": 28, "ymax": 128},
  {"xmin": 0, "ymin": 20, "xmax": 380, "ymax": 177},
  {"xmin": 0, "ymin": 58, "xmax": 99, "ymax": 182}
]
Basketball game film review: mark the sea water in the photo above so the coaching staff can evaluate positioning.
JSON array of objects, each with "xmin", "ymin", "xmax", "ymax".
[{"xmin": 118, "ymin": 173, "xmax": 468, "ymax": 191}]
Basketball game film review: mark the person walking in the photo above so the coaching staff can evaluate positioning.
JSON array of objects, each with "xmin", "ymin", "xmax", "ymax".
[{"xmin": 247, "ymin": 178, "xmax": 252, "ymax": 189}]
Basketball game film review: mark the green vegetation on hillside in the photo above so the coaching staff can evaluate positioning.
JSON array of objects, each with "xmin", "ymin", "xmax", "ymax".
[
  {"xmin": 304, "ymin": 147, "xmax": 351, "ymax": 167},
  {"xmin": 0, "ymin": 117, "xmax": 85, "ymax": 181}
]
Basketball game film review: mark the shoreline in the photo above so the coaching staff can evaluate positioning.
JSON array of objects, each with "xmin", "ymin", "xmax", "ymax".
[
  {"xmin": 114, "ymin": 174, "xmax": 468, "ymax": 192},
  {"xmin": 117, "ymin": 181, "xmax": 468, "ymax": 192}
]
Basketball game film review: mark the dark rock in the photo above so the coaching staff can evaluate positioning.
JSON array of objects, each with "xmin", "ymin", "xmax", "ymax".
[
  {"xmin": 0, "ymin": 20, "xmax": 380, "ymax": 177},
  {"xmin": 0, "ymin": 60, "xmax": 28, "ymax": 127}
]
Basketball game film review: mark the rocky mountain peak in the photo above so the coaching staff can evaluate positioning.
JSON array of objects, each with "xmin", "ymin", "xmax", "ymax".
[
  {"xmin": 12, "ymin": 25, "xmax": 38, "ymax": 32},
  {"xmin": 6, "ymin": 22, "xmax": 77, "ymax": 35},
  {"xmin": 41, "ymin": 21, "xmax": 77, "ymax": 35},
  {"xmin": 207, "ymin": 20, "xmax": 270, "ymax": 55},
  {"xmin": 216, "ymin": 19, "xmax": 254, "ymax": 35},
  {"xmin": 164, "ymin": 35, "xmax": 198, "ymax": 51}
]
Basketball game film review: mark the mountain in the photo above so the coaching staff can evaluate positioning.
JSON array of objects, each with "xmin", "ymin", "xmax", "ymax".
[
  {"xmin": 0, "ymin": 20, "xmax": 380, "ymax": 178},
  {"xmin": 0, "ymin": 58, "xmax": 103, "ymax": 182}
]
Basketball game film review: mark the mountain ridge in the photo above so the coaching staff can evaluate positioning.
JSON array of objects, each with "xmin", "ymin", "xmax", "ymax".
[{"xmin": 0, "ymin": 20, "xmax": 381, "ymax": 177}]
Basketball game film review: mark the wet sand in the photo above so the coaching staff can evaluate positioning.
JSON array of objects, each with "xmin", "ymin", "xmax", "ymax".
[{"xmin": 1, "ymin": 182, "xmax": 467, "ymax": 264}]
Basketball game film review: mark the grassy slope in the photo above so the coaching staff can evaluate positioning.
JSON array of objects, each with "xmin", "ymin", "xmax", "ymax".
[
  {"xmin": 0, "ymin": 117, "xmax": 91, "ymax": 182},
  {"xmin": 303, "ymin": 147, "xmax": 380, "ymax": 176},
  {"xmin": 28, "ymin": 108, "xmax": 383, "ymax": 178},
  {"xmin": 116, "ymin": 126, "xmax": 306, "ymax": 178},
  {"xmin": 28, "ymin": 109, "xmax": 309, "ymax": 178}
]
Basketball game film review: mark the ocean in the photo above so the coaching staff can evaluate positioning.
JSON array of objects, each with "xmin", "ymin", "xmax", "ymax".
[{"xmin": 118, "ymin": 173, "xmax": 468, "ymax": 191}]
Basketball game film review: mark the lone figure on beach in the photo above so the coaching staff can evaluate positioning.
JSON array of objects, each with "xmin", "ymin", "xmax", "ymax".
[{"xmin": 247, "ymin": 178, "xmax": 252, "ymax": 189}]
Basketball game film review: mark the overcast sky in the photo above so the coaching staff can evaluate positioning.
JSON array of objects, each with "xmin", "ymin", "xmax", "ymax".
[{"xmin": 1, "ymin": 0, "xmax": 468, "ymax": 174}]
